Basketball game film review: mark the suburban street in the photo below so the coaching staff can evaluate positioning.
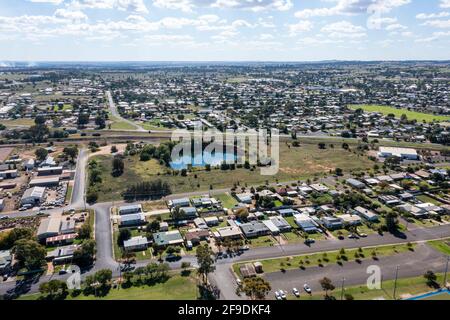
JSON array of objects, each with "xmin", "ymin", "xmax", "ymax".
[
  {"xmin": 106, "ymin": 90, "xmax": 146, "ymax": 132},
  {"xmin": 0, "ymin": 144, "xmax": 449, "ymax": 300}
]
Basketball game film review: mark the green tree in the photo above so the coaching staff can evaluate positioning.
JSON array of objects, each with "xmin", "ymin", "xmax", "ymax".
[
  {"xmin": 73, "ymin": 239, "xmax": 96, "ymax": 268},
  {"xmin": 39, "ymin": 279, "xmax": 68, "ymax": 300},
  {"xmin": 35, "ymin": 148, "xmax": 48, "ymax": 161},
  {"xmin": 63, "ymin": 146, "xmax": 78, "ymax": 161},
  {"xmin": 12, "ymin": 239, "xmax": 46, "ymax": 271},
  {"xmin": 242, "ymin": 277, "xmax": 271, "ymax": 300},
  {"xmin": 319, "ymin": 277, "xmax": 335, "ymax": 298},
  {"xmin": 196, "ymin": 244, "xmax": 215, "ymax": 286},
  {"xmin": 117, "ymin": 229, "xmax": 131, "ymax": 247},
  {"xmin": 112, "ymin": 156, "xmax": 125, "ymax": 177}
]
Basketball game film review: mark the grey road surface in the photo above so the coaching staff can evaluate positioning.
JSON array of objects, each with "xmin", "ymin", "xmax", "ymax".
[
  {"xmin": 263, "ymin": 243, "xmax": 448, "ymax": 298},
  {"xmin": 107, "ymin": 90, "xmax": 146, "ymax": 132}
]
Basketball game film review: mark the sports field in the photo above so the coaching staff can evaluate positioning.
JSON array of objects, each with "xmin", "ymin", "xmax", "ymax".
[{"xmin": 349, "ymin": 105, "xmax": 449, "ymax": 123}]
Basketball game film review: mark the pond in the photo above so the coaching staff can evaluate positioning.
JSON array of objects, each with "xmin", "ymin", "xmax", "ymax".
[{"xmin": 170, "ymin": 151, "xmax": 238, "ymax": 170}]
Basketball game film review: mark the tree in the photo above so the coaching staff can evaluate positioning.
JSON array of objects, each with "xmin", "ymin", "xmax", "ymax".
[
  {"xmin": 424, "ymin": 270, "xmax": 438, "ymax": 287},
  {"xmin": 117, "ymin": 228, "xmax": 131, "ymax": 247},
  {"xmin": 385, "ymin": 211, "xmax": 399, "ymax": 233},
  {"xmin": 121, "ymin": 251, "xmax": 136, "ymax": 265},
  {"xmin": 319, "ymin": 277, "xmax": 335, "ymax": 298},
  {"xmin": 12, "ymin": 239, "xmax": 46, "ymax": 271},
  {"xmin": 196, "ymin": 244, "xmax": 215, "ymax": 286},
  {"xmin": 77, "ymin": 113, "xmax": 90, "ymax": 126},
  {"xmin": 111, "ymin": 145, "xmax": 118, "ymax": 153},
  {"xmin": 63, "ymin": 146, "xmax": 78, "ymax": 161},
  {"xmin": 242, "ymin": 277, "xmax": 271, "ymax": 300},
  {"xmin": 0, "ymin": 227, "xmax": 34, "ymax": 250},
  {"xmin": 73, "ymin": 239, "xmax": 96, "ymax": 268},
  {"xmin": 39, "ymin": 280, "xmax": 68, "ymax": 300},
  {"xmin": 171, "ymin": 206, "xmax": 185, "ymax": 220},
  {"xmin": 335, "ymin": 168, "xmax": 343, "ymax": 176},
  {"xmin": 112, "ymin": 156, "xmax": 124, "ymax": 177},
  {"xmin": 34, "ymin": 115, "xmax": 46, "ymax": 125},
  {"xmin": 318, "ymin": 143, "xmax": 326, "ymax": 149},
  {"xmin": 95, "ymin": 116, "xmax": 106, "ymax": 129},
  {"xmin": 77, "ymin": 221, "xmax": 92, "ymax": 240},
  {"xmin": 35, "ymin": 148, "xmax": 48, "ymax": 161},
  {"xmin": 86, "ymin": 189, "xmax": 98, "ymax": 203}
]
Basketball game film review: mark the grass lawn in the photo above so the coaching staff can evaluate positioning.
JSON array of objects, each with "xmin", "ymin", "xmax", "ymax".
[
  {"xmin": 112, "ymin": 227, "xmax": 153, "ymax": 261},
  {"xmin": 110, "ymin": 120, "xmax": 138, "ymax": 130},
  {"xmin": 296, "ymin": 273, "xmax": 447, "ymax": 300},
  {"xmin": 427, "ymin": 239, "xmax": 450, "ymax": 255},
  {"xmin": 416, "ymin": 194, "xmax": 443, "ymax": 205},
  {"xmin": 90, "ymin": 142, "xmax": 375, "ymax": 201},
  {"xmin": 234, "ymin": 243, "xmax": 415, "ymax": 276},
  {"xmin": 19, "ymin": 275, "xmax": 198, "ymax": 300},
  {"xmin": 215, "ymin": 193, "xmax": 238, "ymax": 209},
  {"xmin": 65, "ymin": 183, "xmax": 73, "ymax": 203},
  {"xmin": 0, "ymin": 118, "xmax": 35, "ymax": 127},
  {"xmin": 408, "ymin": 217, "xmax": 439, "ymax": 228},
  {"xmin": 349, "ymin": 105, "xmax": 450, "ymax": 123},
  {"xmin": 247, "ymin": 235, "xmax": 276, "ymax": 248}
]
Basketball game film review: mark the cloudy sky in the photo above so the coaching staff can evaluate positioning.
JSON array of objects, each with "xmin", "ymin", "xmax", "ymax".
[{"xmin": 0, "ymin": 0, "xmax": 449, "ymax": 61}]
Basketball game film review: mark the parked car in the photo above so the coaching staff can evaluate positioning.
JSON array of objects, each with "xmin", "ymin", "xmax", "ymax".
[
  {"xmin": 275, "ymin": 291, "xmax": 282, "ymax": 300},
  {"xmin": 359, "ymin": 233, "xmax": 368, "ymax": 237},
  {"xmin": 304, "ymin": 284, "xmax": 312, "ymax": 294},
  {"xmin": 279, "ymin": 290, "xmax": 287, "ymax": 300},
  {"xmin": 348, "ymin": 234, "xmax": 359, "ymax": 239},
  {"xmin": 0, "ymin": 215, "xmax": 9, "ymax": 220},
  {"xmin": 292, "ymin": 288, "xmax": 300, "ymax": 297},
  {"xmin": 304, "ymin": 238, "xmax": 315, "ymax": 244}
]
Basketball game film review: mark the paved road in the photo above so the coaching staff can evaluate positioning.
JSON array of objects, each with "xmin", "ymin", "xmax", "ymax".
[
  {"xmin": 70, "ymin": 148, "xmax": 88, "ymax": 209},
  {"xmin": 208, "ymin": 225, "xmax": 450, "ymax": 300},
  {"xmin": 263, "ymin": 244, "xmax": 448, "ymax": 299},
  {"xmin": 106, "ymin": 90, "xmax": 146, "ymax": 132}
]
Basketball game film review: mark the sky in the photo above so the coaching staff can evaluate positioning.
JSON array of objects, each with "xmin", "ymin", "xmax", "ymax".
[{"xmin": 0, "ymin": 0, "xmax": 449, "ymax": 61}]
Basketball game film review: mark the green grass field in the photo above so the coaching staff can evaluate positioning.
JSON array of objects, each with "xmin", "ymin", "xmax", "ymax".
[
  {"xmin": 349, "ymin": 105, "xmax": 450, "ymax": 123},
  {"xmin": 0, "ymin": 118, "xmax": 35, "ymax": 127},
  {"xmin": 19, "ymin": 275, "xmax": 198, "ymax": 300},
  {"xmin": 215, "ymin": 193, "xmax": 238, "ymax": 209},
  {"xmin": 90, "ymin": 142, "xmax": 375, "ymax": 202},
  {"xmin": 427, "ymin": 240, "xmax": 450, "ymax": 255},
  {"xmin": 296, "ymin": 273, "xmax": 447, "ymax": 300},
  {"xmin": 234, "ymin": 243, "xmax": 415, "ymax": 276}
]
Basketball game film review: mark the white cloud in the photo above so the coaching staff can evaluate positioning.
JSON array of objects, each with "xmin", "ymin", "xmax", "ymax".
[
  {"xmin": 295, "ymin": 0, "xmax": 410, "ymax": 19},
  {"xmin": 321, "ymin": 21, "xmax": 367, "ymax": 39},
  {"xmin": 153, "ymin": 0, "xmax": 293, "ymax": 12},
  {"xmin": 441, "ymin": 0, "xmax": 450, "ymax": 9},
  {"xmin": 28, "ymin": 0, "xmax": 64, "ymax": 4},
  {"xmin": 385, "ymin": 23, "xmax": 407, "ymax": 31},
  {"xmin": 70, "ymin": 0, "xmax": 149, "ymax": 14},
  {"xmin": 422, "ymin": 19, "xmax": 450, "ymax": 28},
  {"xmin": 54, "ymin": 8, "xmax": 88, "ymax": 22},
  {"xmin": 287, "ymin": 20, "xmax": 313, "ymax": 36},
  {"xmin": 416, "ymin": 12, "xmax": 450, "ymax": 20}
]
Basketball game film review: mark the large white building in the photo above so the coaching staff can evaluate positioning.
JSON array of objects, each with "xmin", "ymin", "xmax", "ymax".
[{"xmin": 378, "ymin": 147, "xmax": 419, "ymax": 160}]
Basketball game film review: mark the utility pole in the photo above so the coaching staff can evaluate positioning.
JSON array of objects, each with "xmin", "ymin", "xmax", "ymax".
[
  {"xmin": 393, "ymin": 265, "xmax": 399, "ymax": 300},
  {"xmin": 340, "ymin": 277, "xmax": 345, "ymax": 300},
  {"xmin": 443, "ymin": 256, "xmax": 449, "ymax": 288}
]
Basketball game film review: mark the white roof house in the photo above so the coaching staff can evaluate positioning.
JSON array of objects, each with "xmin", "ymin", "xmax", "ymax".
[
  {"xmin": 21, "ymin": 186, "xmax": 46, "ymax": 205},
  {"xmin": 378, "ymin": 147, "xmax": 418, "ymax": 160}
]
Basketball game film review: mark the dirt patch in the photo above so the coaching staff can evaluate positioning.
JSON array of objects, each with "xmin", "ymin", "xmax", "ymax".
[
  {"xmin": 90, "ymin": 144, "xmax": 127, "ymax": 157},
  {"xmin": 0, "ymin": 147, "xmax": 14, "ymax": 162}
]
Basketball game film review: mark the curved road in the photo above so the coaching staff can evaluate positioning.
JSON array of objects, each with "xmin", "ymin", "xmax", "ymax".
[{"xmin": 107, "ymin": 90, "xmax": 146, "ymax": 132}]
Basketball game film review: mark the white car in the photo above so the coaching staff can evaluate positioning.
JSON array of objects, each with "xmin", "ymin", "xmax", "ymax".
[
  {"xmin": 279, "ymin": 290, "xmax": 287, "ymax": 300},
  {"xmin": 304, "ymin": 284, "xmax": 312, "ymax": 294},
  {"xmin": 292, "ymin": 288, "xmax": 300, "ymax": 297},
  {"xmin": 275, "ymin": 291, "xmax": 282, "ymax": 300}
]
